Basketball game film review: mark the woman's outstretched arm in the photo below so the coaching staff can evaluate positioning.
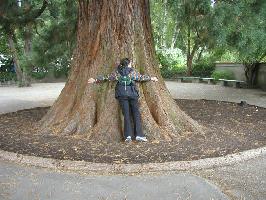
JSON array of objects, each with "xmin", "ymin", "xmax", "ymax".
[
  {"xmin": 130, "ymin": 69, "xmax": 158, "ymax": 82},
  {"xmin": 88, "ymin": 71, "xmax": 119, "ymax": 84}
]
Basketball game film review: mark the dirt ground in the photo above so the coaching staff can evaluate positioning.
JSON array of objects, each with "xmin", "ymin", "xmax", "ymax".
[{"xmin": 0, "ymin": 99, "xmax": 265, "ymax": 164}]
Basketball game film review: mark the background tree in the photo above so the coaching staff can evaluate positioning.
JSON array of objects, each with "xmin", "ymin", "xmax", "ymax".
[
  {"xmin": 150, "ymin": 0, "xmax": 177, "ymax": 49},
  {"xmin": 151, "ymin": 0, "xmax": 214, "ymax": 76},
  {"xmin": 0, "ymin": 0, "xmax": 48, "ymax": 86},
  {"xmin": 211, "ymin": 0, "xmax": 266, "ymax": 87},
  {"xmin": 31, "ymin": 0, "xmax": 77, "ymax": 80},
  {"xmin": 39, "ymin": 0, "xmax": 204, "ymax": 142},
  {"xmin": 171, "ymin": 0, "xmax": 214, "ymax": 75}
]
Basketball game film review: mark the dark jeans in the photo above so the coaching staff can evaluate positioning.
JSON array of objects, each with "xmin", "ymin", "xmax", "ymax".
[{"xmin": 118, "ymin": 97, "xmax": 144, "ymax": 138}]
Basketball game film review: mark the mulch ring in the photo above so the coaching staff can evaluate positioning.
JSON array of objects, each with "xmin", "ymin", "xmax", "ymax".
[{"xmin": 0, "ymin": 99, "xmax": 265, "ymax": 164}]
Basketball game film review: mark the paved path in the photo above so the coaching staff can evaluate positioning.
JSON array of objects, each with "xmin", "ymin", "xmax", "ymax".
[
  {"xmin": 1, "ymin": 82, "xmax": 266, "ymax": 200},
  {"xmin": 194, "ymin": 154, "xmax": 266, "ymax": 200},
  {"xmin": 0, "ymin": 161, "xmax": 228, "ymax": 200},
  {"xmin": 166, "ymin": 81, "xmax": 266, "ymax": 108},
  {"xmin": 0, "ymin": 82, "xmax": 265, "ymax": 114},
  {"xmin": 0, "ymin": 83, "xmax": 65, "ymax": 114}
]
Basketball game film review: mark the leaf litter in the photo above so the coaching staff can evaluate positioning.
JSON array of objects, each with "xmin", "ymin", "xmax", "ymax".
[{"xmin": 0, "ymin": 99, "xmax": 265, "ymax": 164}]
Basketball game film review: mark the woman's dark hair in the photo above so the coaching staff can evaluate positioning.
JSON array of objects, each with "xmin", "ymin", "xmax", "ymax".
[{"xmin": 118, "ymin": 58, "xmax": 130, "ymax": 69}]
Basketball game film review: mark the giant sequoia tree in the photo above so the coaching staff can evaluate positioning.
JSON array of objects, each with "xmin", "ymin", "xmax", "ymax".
[{"xmin": 40, "ymin": 0, "xmax": 204, "ymax": 142}]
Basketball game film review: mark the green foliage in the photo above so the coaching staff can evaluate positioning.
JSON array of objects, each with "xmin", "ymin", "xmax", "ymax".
[
  {"xmin": 217, "ymin": 50, "xmax": 239, "ymax": 62},
  {"xmin": 170, "ymin": 0, "xmax": 213, "ymax": 50},
  {"xmin": 0, "ymin": 56, "xmax": 16, "ymax": 82},
  {"xmin": 210, "ymin": 0, "xmax": 266, "ymax": 86},
  {"xmin": 151, "ymin": 0, "xmax": 266, "ymax": 82},
  {"xmin": 31, "ymin": 66, "xmax": 48, "ymax": 80},
  {"xmin": 211, "ymin": 70, "xmax": 235, "ymax": 81},
  {"xmin": 0, "ymin": 72, "xmax": 16, "ymax": 82},
  {"xmin": 192, "ymin": 62, "xmax": 215, "ymax": 77},
  {"xmin": 157, "ymin": 48, "xmax": 186, "ymax": 67},
  {"xmin": 150, "ymin": 0, "xmax": 176, "ymax": 49},
  {"xmin": 157, "ymin": 50, "xmax": 187, "ymax": 78},
  {"xmin": 1, "ymin": 0, "xmax": 265, "ymax": 84},
  {"xmin": 0, "ymin": 34, "xmax": 10, "ymax": 55},
  {"xmin": 54, "ymin": 65, "xmax": 70, "ymax": 78},
  {"xmin": 0, "ymin": 0, "xmax": 76, "ymax": 82},
  {"xmin": 0, "ymin": 0, "xmax": 49, "ymax": 33},
  {"xmin": 160, "ymin": 65, "xmax": 187, "ymax": 79},
  {"xmin": 0, "ymin": 0, "xmax": 51, "ymax": 86},
  {"xmin": 31, "ymin": 71, "xmax": 47, "ymax": 80},
  {"xmin": 157, "ymin": 47, "xmax": 217, "ymax": 78},
  {"xmin": 211, "ymin": 0, "xmax": 266, "ymax": 64},
  {"xmin": 31, "ymin": 0, "xmax": 77, "ymax": 75},
  {"xmin": 151, "ymin": 0, "xmax": 218, "ymax": 75},
  {"xmin": 191, "ymin": 51, "xmax": 219, "ymax": 77}
]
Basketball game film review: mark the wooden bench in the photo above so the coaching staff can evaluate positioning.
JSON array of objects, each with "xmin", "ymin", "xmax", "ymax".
[
  {"xmin": 177, "ymin": 77, "xmax": 201, "ymax": 83},
  {"xmin": 218, "ymin": 79, "xmax": 246, "ymax": 88},
  {"xmin": 200, "ymin": 77, "xmax": 215, "ymax": 84}
]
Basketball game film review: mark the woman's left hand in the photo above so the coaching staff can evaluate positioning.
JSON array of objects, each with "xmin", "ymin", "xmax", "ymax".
[{"xmin": 88, "ymin": 78, "xmax": 96, "ymax": 84}]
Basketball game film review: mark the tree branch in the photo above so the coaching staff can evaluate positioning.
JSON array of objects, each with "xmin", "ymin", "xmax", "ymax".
[
  {"xmin": 0, "ymin": 0, "xmax": 48, "ymax": 27},
  {"xmin": 20, "ymin": 0, "xmax": 48, "ymax": 24},
  {"xmin": 191, "ymin": 42, "xmax": 199, "ymax": 59}
]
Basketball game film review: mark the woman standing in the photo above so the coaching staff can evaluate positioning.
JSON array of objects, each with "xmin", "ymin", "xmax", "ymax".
[{"xmin": 88, "ymin": 58, "xmax": 158, "ymax": 142}]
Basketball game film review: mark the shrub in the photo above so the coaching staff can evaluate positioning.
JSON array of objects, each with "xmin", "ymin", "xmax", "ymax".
[
  {"xmin": 160, "ymin": 65, "xmax": 187, "ymax": 79},
  {"xmin": 211, "ymin": 70, "xmax": 235, "ymax": 80},
  {"xmin": 31, "ymin": 71, "xmax": 47, "ymax": 79},
  {"xmin": 192, "ymin": 62, "xmax": 215, "ymax": 77},
  {"xmin": 54, "ymin": 65, "xmax": 70, "ymax": 78},
  {"xmin": 157, "ymin": 50, "xmax": 187, "ymax": 78},
  {"xmin": 0, "ymin": 72, "xmax": 16, "ymax": 82},
  {"xmin": 31, "ymin": 67, "xmax": 48, "ymax": 79}
]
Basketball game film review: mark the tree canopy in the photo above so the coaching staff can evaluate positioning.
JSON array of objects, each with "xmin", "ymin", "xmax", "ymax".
[
  {"xmin": 210, "ymin": 0, "xmax": 266, "ymax": 86},
  {"xmin": 0, "ymin": 0, "xmax": 265, "ymax": 86}
]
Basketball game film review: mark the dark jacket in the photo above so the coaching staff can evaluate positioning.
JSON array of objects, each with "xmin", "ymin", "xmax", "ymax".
[
  {"xmin": 115, "ymin": 66, "xmax": 138, "ymax": 99},
  {"xmin": 95, "ymin": 66, "xmax": 151, "ymax": 99}
]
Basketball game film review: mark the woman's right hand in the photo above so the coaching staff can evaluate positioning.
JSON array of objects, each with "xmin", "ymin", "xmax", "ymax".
[
  {"xmin": 151, "ymin": 77, "xmax": 158, "ymax": 82},
  {"xmin": 88, "ymin": 78, "xmax": 96, "ymax": 84}
]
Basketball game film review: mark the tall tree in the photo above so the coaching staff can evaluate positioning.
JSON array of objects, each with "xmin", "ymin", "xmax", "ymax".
[
  {"xmin": 0, "ymin": 0, "xmax": 48, "ymax": 86},
  {"xmin": 173, "ymin": 0, "xmax": 212, "ymax": 75},
  {"xmin": 151, "ymin": 0, "xmax": 213, "ymax": 75},
  {"xmin": 150, "ymin": 0, "xmax": 181, "ymax": 50},
  {"xmin": 32, "ymin": 0, "xmax": 77, "ymax": 78},
  {"xmin": 212, "ymin": 0, "xmax": 266, "ymax": 87},
  {"xmin": 39, "ymin": 0, "xmax": 204, "ymax": 141}
]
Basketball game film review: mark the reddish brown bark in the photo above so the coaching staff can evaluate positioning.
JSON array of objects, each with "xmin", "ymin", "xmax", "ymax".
[{"xmin": 39, "ymin": 0, "xmax": 204, "ymax": 142}]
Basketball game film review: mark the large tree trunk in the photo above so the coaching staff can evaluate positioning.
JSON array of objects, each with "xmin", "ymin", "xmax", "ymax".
[
  {"xmin": 7, "ymin": 31, "xmax": 24, "ymax": 86},
  {"xmin": 22, "ymin": 23, "xmax": 33, "ymax": 87},
  {"xmin": 186, "ymin": 19, "xmax": 193, "ymax": 76},
  {"xmin": 7, "ymin": 28, "xmax": 31, "ymax": 87},
  {"xmin": 244, "ymin": 62, "xmax": 260, "ymax": 88},
  {"xmin": 39, "ymin": 0, "xmax": 204, "ymax": 142}
]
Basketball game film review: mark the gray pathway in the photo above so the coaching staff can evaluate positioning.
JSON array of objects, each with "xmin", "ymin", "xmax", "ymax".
[
  {"xmin": 0, "ymin": 82, "xmax": 265, "ymax": 115},
  {"xmin": 0, "ymin": 83, "xmax": 65, "ymax": 114},
  {"xmin": 194, "ymin": 154, "xmax": 266, "ymax": 200},
  {"xmin": 166, "ymin": 81, "xmax": 266, "ymax": 108},
  {"xmin": 0, "ymin": 161, "xmax": 228, "ymax": 200},
  {"xmin": 1, "ymin": 82, "xmax": 266, "ymax": 200}
]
